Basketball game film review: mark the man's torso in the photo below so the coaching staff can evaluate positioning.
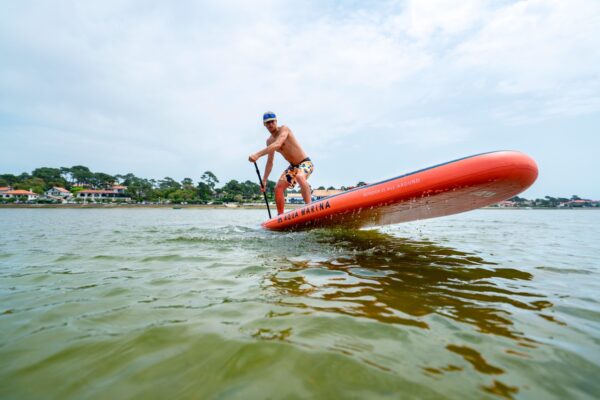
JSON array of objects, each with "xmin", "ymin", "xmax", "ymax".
[{"xmin": 267, "ymin": 126, "xmax": 307, "ymax": 165}]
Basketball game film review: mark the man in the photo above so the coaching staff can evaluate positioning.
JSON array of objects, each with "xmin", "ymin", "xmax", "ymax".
[{"xmin": 248, "ymin": 111, "xmax": 314, "ymax": 215}]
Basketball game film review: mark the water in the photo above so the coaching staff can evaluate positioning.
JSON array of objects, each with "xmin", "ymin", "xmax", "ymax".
[{"xmin": 1, "ymin": 208, "xmax": 599, "ymax": 399}]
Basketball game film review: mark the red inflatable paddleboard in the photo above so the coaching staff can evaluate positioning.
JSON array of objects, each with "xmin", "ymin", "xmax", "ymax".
[{"xmin": 262, "ymin": 151, "xmax": 538, "ymax": 231}]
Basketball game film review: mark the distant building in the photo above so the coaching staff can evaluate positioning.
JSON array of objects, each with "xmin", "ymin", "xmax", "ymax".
[
  {"xmin": 1, "ymin": 189, "xmax": 39, "ymax": 201},
  {"xmin": 0, "ymin": 186, "xmax": 11, "ymax": 195},
  {"xmin": 77, "ymin": 185, "xmax": 130, "ymax": 202},
  {"xmin": 45, "ymin": 187, "xmax": 73, "ymax": 199},
  {"xmin": 312, "ymin": 189, "xmax": 343, "ymax": 201},
  {"xmin": 562, "ymin": 199, "xmax": 594, "ymax": 208},
  {"xmin": 112, "ymin": 185, "xmax": 127, "ymax": 194},
  {"xmin": 285, "ymin": 193, "xmax": 304, "ymax": 204},
  {"xmin": 496, "ymin": 200, "xmax": 517, "ymax": 207},
  {"xmin": 285, "ymin": 189, "xmax": 344, "ymax": 203}
]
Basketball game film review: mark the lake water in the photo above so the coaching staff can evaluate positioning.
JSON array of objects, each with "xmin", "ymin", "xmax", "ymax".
[{"xmin": 1, "ymin": 208, "xmax": 599, "ymax": 399}]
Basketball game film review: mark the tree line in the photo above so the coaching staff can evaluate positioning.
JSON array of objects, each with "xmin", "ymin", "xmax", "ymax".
[
  {"xmin": 3, "ymin": 166, "xmax": 592, "ymax": 206},
  {"xmin": 0, "ymin": 166, "xmax": 277, "ymax": 203},
  {"xmin": 509, "ymin": 195, "xmax": 596, "ymax": 207}
]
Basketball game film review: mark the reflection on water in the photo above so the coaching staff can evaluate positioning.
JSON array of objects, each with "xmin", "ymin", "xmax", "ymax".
[
  {"xmin": 268, "ymin": 229, "xmax": 551, "ymax": 397},
  {"xmin": 270, "ymin": 229, "xmax": 547, "ymax": 340}
]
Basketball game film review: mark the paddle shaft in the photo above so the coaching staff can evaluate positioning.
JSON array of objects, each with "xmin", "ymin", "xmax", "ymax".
[{"xmin": 253, "ymin": 161, "xmax": 272, "ymax": 219}]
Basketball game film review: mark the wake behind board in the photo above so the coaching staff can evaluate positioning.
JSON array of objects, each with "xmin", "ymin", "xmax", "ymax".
[{"xmin": 262, "ymin": 150, "xmax": 538, "ymax": 231}]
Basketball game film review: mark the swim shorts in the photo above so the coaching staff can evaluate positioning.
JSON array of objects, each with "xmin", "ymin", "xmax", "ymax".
[{"xmin": 280, "ymin": 157, "xmax": 314, "ymax": 189}]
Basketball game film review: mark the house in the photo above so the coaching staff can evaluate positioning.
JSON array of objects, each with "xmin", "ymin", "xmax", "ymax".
[
  {"xmin": 496, "ymin": 200, "xmax": 517, "ymax": 207},
  {"xmin": 112, "ymin": 185, "xmax": 127, "ymax": 194},
  {"xmin": 312, "ymin": 189, "xmax": 343, "ymax": 201},
  {"xmin": 285, "ymin": 189, "xmax": 344, "ymax": 203},
  {"xmin": 77, "ymin": 185, "xmax": 130, "ymax": 202},
  {"xmin": 285, "ymin": 193, "xmax": 304, "ymax": 204},
  {"xmin": 0, "ymin": 186, "xmax": 11, "ymax": 195},
  {"xmin": 562, "ymin": 199, "xmax": 593, "ymax": 208},
  {"xmin": 45, "ymin": 187, "xmax": 73, "ymax": 199},
  {"xmin": 1, "ymin": 189, "xmax": 39, "ymax": 201}
]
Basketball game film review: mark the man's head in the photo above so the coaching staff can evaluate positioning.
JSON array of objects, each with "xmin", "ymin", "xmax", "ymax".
[{"xmin": 263, "ymin": 111, "xmax": 277, "ymax": 133}]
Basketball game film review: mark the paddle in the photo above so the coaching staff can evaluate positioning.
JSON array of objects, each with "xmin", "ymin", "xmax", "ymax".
[{"xmin": 253, "ymin": 161, "xmax": 272, "ymax": 219}]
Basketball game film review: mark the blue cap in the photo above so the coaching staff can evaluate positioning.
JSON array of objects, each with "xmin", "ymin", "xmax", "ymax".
[{"xmin": 263, "ymin": 111, "xmax": 277, "ymax": 123}]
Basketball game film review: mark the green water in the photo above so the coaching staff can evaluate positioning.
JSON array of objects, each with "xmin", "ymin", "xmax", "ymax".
[{"xmin": 1, "ymin": 209, "xmax": 599, "ymax": 399}]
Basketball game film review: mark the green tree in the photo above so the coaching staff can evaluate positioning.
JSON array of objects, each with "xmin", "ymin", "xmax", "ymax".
[
  {"xmin": 168, "ymin": 189, "xmax": 196, "ymax": 203},
  {"xmin": 265, "ymin": 180, "xmax": 276, "ymax": 201},
  {"xmin": 14, "ymin": 177, "xmax": 45, "ymax": 194},
  {"xmin": 70, "ymin": 166, "xmax": 93, "ymax": 185},
  {"xmin": 181, "ymin": 177, "xmax": 194, "ymax": 189},
  {"xmin": 32, "ymin": 167, "xmax": 65, "ymax": 189},
  {"xmin": 159, "ymin": 177, "xmax": 181, "ymax": 190},
  {"xmin": 119, "ymin": 173, "xmax": 154, "ymax": 201},
  {"xmin": 200, "ymin": 171, "xmax": 219, "ymax": 192},
  {"xmin": 91, "ymin": 172, "xmax": 116, "ymax": 188},
  {"xmin": 545, "ymin": 196, "xmax": 559, "ymax": 207},
  {"xmin": 0, "ymin": 174, "xmax": 19, "ymax": 186},
  {"xmin": 222, "ymin": 180, "xmax": 242, "ymax": 201},
  {"xmin": 70, "ymin": 186, "xmax": 85, "ymax": 196},
  {"xmin": 241, "ymin": 180, "xmax": 261, "ymax": 199},
  {"xmin": 60, "ymin": 167, "xmax": 73, "ymax": 185},
  {"xmin": 196, "ymin": 182, "xmax": 212, "ymax": 201}
]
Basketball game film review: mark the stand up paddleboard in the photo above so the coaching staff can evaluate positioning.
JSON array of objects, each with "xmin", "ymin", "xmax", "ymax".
[{"xmin": 262, "ymin": 151, "xmax": 538, "ymax": 231}]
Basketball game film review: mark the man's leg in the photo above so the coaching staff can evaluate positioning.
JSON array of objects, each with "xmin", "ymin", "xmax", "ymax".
[
  {"xmin": 295, "ymin": 173, "xmax": 312, "ymax": 204},
  {"xmin": 275, "ymin": 179, "xmax": 288, "ymax": 215}
]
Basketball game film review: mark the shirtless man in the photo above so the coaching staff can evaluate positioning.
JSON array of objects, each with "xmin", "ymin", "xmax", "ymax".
[{"xmin": 248, "ymin": 111, "xmax": 314, "ymax": 215}]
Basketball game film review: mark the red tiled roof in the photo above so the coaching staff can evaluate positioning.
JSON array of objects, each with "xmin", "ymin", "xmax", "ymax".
[
  {"xmin": 0, "ymin": 187, "xmax": 10, "ymax": 191},
  {"xmin": 6, "ymin": 190, "xmax": 37, "ymax": 195},
  {"xmin": 112, "ymin": 185, "xmax": 127, "ymax": 189}
]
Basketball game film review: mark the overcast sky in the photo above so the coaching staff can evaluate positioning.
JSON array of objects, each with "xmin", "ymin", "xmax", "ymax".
[{"xmin": 1, "ymin": 0, "xmax": 599, "ymax": 198}]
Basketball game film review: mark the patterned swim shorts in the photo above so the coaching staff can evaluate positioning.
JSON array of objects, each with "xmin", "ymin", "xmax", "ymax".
[{"xmin": 280, "ymin": 157, "xmax": 314, "ymax": 189}]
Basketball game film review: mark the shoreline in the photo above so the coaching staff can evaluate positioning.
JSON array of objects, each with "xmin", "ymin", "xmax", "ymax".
[
  {"xmin": 0, "ymin": 203, "xmax": 282, "ymax": 210},
  {"xmin": 0, "ymin": 203, "xmax": 597, "ymax": 210}
]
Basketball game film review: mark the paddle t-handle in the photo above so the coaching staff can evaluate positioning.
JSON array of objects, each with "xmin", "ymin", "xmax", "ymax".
[{"xmin": 253, "ymin": 161, "xmax": 272, "ymax": 219}]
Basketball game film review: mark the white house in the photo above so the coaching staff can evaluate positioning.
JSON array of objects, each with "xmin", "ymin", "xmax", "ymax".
[
  {"xmin": 77, "ymin": 185, "xmax": 130, "ymax": 202},
  {"xmin": 1, "ymin": 189, "xmax": 39, "ymax": 201},
  {"xmin": 45, "ymin": 187, "xmax": 73, "ymax": 199}
]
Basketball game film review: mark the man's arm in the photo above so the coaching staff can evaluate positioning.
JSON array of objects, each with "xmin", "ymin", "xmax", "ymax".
[
  {"xmin": 261, "ymin": 151, "xmax": 274, "ymax": 192},
  {"xmin": 248, "ymin": 127, "xmax": 290, "ymax": 162}
]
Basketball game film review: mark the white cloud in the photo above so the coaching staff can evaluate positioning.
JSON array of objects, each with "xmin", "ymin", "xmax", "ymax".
[
  {"xmin": 452, "ymin": 0, "xmax": 600, "ymax": 121},
  {"xmin": 395, "ymin": 118, "xmax": 470, "ymax": 147},
  {"xmin": 400, "ymin": 0, "xmax": 486, "ymax": 40}
]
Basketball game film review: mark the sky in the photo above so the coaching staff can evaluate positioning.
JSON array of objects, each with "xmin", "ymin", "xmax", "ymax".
[{"xmin": 1, "ymin": 0, "xmax": 599, "ymax": 199}]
